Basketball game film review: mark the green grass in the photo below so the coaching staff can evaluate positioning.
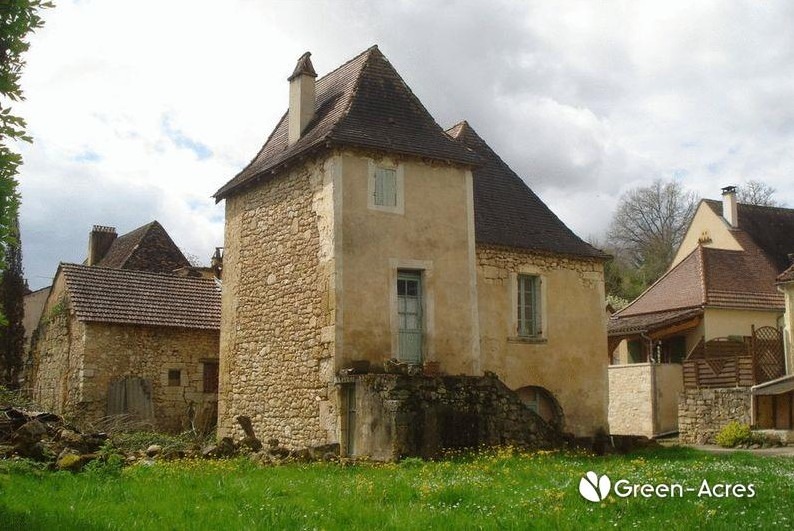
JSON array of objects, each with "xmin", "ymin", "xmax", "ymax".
[{"xmin": 0, "ymin": 446, "xmax": 792, "ymax": 530}]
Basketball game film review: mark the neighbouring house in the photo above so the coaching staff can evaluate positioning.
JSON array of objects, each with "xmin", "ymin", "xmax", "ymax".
[
  {"xmin": 27, "ymin": 222, "xmax": 221, "ymax": 433},
  {"xmin": 608, "ymin": 187, "xmax": 793, "ymax": 441},
  {"xmin": 213, "ymin": 46, "xmax": 609, "ymax": 459}
]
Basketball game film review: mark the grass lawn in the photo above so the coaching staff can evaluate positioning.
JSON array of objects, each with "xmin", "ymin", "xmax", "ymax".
[{"xmin": 1, "ymin": 446, "xmax": 792, "ymax": 530}]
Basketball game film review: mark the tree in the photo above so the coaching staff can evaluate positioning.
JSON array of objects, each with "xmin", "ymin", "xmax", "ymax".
[
  {"xmin": 607, "ymin": 179, "xmax": 697, "ymax": 289},
  {"xmin": 737, "ymin": 180, "xmax": 779, "ymax": 207},
  {"xmin": 0, "ymin": 215, "xmax": 25, "ymax": 387},
  {"xmin": 0, "ymin": 1, "xmax": 52, "ymax": 268}
]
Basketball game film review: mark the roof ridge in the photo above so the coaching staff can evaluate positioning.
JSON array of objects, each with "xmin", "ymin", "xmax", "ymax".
[
  {"xmin": 328, "ymin": 47, "xmax": 468, "ymax": 158},
  {"xmin": 62, "ymin": 262, "xmax": 216, "ymax": 283},
  {"xmin": 324, "ymin": 46, "xmax": 380, "ymax": 143}
]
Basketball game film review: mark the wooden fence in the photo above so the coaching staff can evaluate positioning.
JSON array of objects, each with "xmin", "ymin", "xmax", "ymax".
[{"xmin": 683, "ymin": 326, "xmax": 784, "ymax": 389}]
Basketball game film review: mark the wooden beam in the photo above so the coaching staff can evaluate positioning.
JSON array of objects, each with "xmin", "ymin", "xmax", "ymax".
[{"xmin": 648, "ymin": 316, "xmax": 702, "ymax": 340}]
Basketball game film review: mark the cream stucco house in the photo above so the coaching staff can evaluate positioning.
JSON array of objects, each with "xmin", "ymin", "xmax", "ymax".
[
  {"xmin": 213, "ymin": 47, "xmax": 609, "ymax": 458},
  {"xmin": 608, "ymin": 188, "xmax": 793, "ymax": 440}
]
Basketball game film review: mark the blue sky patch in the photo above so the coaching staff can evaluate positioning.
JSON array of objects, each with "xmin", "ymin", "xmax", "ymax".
[{"xmin": 161, "ymin": 115, "xmax": 213, "ymax": 160}]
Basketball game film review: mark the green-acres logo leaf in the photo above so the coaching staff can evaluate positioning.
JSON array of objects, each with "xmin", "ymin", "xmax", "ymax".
[{"xmin": 579, "ymin": 471, "xmax": 611, "ymax": 502}]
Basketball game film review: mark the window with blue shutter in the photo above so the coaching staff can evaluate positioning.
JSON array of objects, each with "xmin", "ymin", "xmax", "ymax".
[{"xmin": 517, "ymin": 274, "xmax": 541, "ymax": 337}]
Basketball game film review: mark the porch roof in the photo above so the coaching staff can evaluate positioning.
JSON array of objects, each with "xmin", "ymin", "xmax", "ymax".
[
  {"xmin": 752, "ymin": 374, "xmax": 794, "ymax": 396},
  {"xmin": 607, "ymin": 307, "xmax": 703, "ymax": 338}
]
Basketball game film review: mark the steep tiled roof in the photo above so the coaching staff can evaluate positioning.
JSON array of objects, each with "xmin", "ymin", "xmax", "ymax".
[
  {"xmin": 215, "ymin": 46, "xmax": 479, "ymax": 200},
  {"xmin": 97, "ymin": 221, "xmax": 190, "ymax": 274},
  {"xmin": 608, "ymin": 308, "xmax": 703, "ymax": 336},
  {"xmin": 615, "ymin": 241, "xmax": 784, "ymax": 321},
  {"xmin": 447, "ymin": 121, "xmax": 606, "ymax": 259},
  {"xmin": 703, "ymin": 199, "xmax": 794, "ymax": 272},
  {"xmin": 60, "ymin": 263, "xmax": 220, "ymax": 330}
]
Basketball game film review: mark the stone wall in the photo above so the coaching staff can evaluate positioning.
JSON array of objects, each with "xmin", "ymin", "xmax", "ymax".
[
  {"xmin": 218, "ymin": 154, "xmax": 336, "ymax": 447},
  {"xmin": 608, "ymin": 363, "xmax": 684, "ymax": 437},
  {"xmin": 28, "ymin": 271, "xmax": 219, "ymax": 432},
  {"xmin": 678, "ymin": 388, "xmax": 751, "ymax": 444},
  {"xmin": 29, "ymin": 276, "xmax": 85, "ymax": 416},
  {"xmin": 80, "ymin": 323, "xmax": 219, "ymax": 432},
  {"xmin": 476, "ymin": 245, "xmax": 609, "ymax": 436},
  {"xmin": 608, "ymin": 364, "xmax": 653, "ymax": 437},
  {"xmin": 347, "ymin": 373, "xmax": 560, "ymax": 460}
]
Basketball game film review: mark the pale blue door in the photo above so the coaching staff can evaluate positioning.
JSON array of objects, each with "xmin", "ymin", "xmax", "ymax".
[{"xmin": 397, "ymin": 272, "xmax": 423, "ymax": 363}]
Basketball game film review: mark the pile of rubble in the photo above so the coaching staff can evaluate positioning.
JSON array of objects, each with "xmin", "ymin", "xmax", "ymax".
[
  {"xmin": 202, "ymin": 415, "xmax": 340, "ymax": 464},
  {"xmin": 0, "ymin": 408, "xmax": 340, "ymax": 471},
  {"xmin": 0, "ymin": 407, "xmax": 108, "ymax": 470}
]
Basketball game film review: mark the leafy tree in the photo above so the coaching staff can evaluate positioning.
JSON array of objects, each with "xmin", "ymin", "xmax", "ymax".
[
  {"xmin": 607, "ymin": 179, "xmax": 697, "ymax": 291},
  {"xmin": 0, "ymin": 0, "xmax": 52, "ymax": 268},
  {"xmin": 737, "ymin": 179, "xmax": 779, "ymax": 207},
  {"xmin": 0, "ymin": 215, "xmax": 25, "ymax": 387}
]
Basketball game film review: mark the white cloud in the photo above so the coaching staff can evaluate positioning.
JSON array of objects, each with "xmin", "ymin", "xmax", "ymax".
[{"xmin": 15, "ymin": 0, "xmax": 794, "ymax": 287}]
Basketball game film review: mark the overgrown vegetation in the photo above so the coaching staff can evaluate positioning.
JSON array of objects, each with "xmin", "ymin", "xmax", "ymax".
[
  {"xmin": 0, "ymin": 383, "xmax": 34, "ymax": 408},
  {"xmin": 0, "ymin": 446, "xmax": 792, "ymax": 529}
]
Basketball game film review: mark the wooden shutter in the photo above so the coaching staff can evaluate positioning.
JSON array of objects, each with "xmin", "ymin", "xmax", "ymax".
[{"xmin": 374, "ymin": 168, "xmax": 397, "ymax": 207}]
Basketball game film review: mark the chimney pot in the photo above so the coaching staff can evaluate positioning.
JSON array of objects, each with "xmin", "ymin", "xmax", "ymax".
[
  {"xmin": 87, "ymin": 225, "xmax": 117, "ymax": 266},
  {"xmin": 721, "ymin": 185, "xmax": 738, "ymax": 228},
  {"xmin": 288, "ymin": 52, "xmax": 317, "ymax": 145}
]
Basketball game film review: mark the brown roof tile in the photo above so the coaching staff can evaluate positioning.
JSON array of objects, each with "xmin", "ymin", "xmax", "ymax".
[
  {"xmin": 617, "ymin": 247, "xmax": 706, "ymax": 317},
  {"xmin": 97, "ymin": 221, "xmax": 190, "ymax": 274},
  {"xmin": 214, "ymin": 46, "xmax": 479, "ymax": 200},
  {"xmin": 61, "ymin": 263, "xmax": 220, "ymax": 330},
  {"xmin": 447, "ymin": 121, "xmax": 606, "ymax": 259},
  {"xmin": 704, "ymin": 199, "xmax": 794, "ymax": 272},
  {"xmin": 615, "ymin": 241, "xmax": 784, "ymax": 321}
]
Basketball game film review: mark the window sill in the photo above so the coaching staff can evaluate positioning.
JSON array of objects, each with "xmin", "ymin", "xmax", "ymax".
[{"xmin": 508, "ymin": 336, "xmax": 548, "ymax": 345}]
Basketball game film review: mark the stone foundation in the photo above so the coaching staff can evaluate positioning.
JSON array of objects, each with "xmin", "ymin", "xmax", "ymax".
[
  {"xmin": 344, "ymin": 373, "xmax": 560, "ymax": 460},
  {"xmin": 678, "ymin": 388, "xmax": 751, "ymax": 444}
]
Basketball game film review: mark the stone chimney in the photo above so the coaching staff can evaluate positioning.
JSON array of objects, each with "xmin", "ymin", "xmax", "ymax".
[
  {"xmin": 287, "ymin": 51, "xmax": 317, "ymax": 145},
  {"xmin": 721, "ymin": 186, "xmax": 738, "ymax": 228},
  {"xmin": 87, "ymin": 225, "xmax": 117, "ymax": 266}
]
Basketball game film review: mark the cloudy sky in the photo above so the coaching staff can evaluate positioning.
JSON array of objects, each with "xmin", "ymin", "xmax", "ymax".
[{"xmin": 15, "ymin": 0, "xmax": 794, "ymax": 289}]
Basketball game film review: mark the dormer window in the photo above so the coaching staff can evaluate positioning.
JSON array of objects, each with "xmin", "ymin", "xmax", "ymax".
[{"xmin": 367, "ymin": 161, "xmax": 404, "ymax": 214}]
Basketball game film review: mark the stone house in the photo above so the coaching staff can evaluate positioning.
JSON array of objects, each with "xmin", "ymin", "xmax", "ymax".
[
  {"xmin": 608, "ymin": 188, "xmax": 793, "ymax": 440},
  {"xmin": 213, "ymin": 46, "xmax": 609, "ymax": 458},
  {"xmin": 27, "ymin": 222, "xmax": 221, "ymax": 432}
]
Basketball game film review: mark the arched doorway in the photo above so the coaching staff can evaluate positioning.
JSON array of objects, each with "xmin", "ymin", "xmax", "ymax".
[{"xmin": 515, "ymin": 385, "xmax": 564, "ymax": 428}]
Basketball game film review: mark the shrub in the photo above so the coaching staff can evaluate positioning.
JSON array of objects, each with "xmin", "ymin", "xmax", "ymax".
[{"xmin": 715, "ymin": 421, "xmax": 752, "ymax": 448}]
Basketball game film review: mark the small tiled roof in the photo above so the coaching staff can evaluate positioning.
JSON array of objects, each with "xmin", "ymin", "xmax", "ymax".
[
  {"xmin": 447, "ymin": 121, "xmax": 606, "ymax": 259},
  {"xmin": 608, "ymin": 308, "xmax": 703, "ymax": 337},
  {"xmin": 60, "ymin": 263, "xmax": 220, "ymax": 330},
  {"xmin": 215, "ymin": 46, "xmax": 479, "ymax": 200},
  {"xmin": 97, "ymin": 221, "xmax": 190, "ymax": 274},
  {"xmin": 703, "ymin": 199, "xmax": 794, "ymax": 273}
]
